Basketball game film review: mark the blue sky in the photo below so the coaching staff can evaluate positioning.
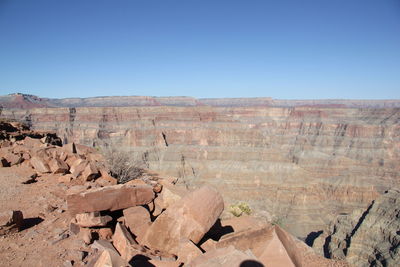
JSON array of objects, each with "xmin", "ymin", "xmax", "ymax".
[{"xmin": 0, "ymin": 0, "xmax": 399, "ymax": 99}]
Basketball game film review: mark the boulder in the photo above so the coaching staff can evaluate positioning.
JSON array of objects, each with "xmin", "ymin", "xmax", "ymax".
[
  {"xmin": 49, "ymin": 158, "xmax": 69, "ymax": 174},
  {"xmin": 92, "ymin": 239, "xmax": 118, "ymax": 253},
  {"xmin": 58, "ymin": 174, "xmax": 73, "ymax": 184},
  {"xmin": 31, "ymin": 147, "xmax": 52, "ymax": 160},
  {"xmin": 12, "ymin": 145, "xmax": 29, "ymax": 154},
  {"xmin": 142, "ymin": 186, "xmax": 224, "ymax": 254},
  {"xmin": 59, "ymin": 151, "xmax": 68, "ymax": 161},
  {"xmin": 255, "ymin": 226, "xmax": 297, "ymax": 267},
  {"xmin": 112, "ymin": 223, "xmax": 176, "ymax": 263},
  {"xmin": 188, "ymin": 246, "xmax": 260, "ymax": 267},
  {"xmin": 22, "ymin": 152, "xmax": 30, "ymax": 160},
  {"xmin": 96, "ymin": 176, "xmax": 118, "ymax": 187},
  {"xmin": 200, "ymin": 239, "xmax": 218, "ymax": 252},
  {"xmin": 94, "ymin": 249, "xmax": 126, "ymax": 267},
  {"xmin": 0, "ymin": 147, "xmax": 23, "ymax": 166},
  {"xmin": 123, "ymin": 206, "xmax": 151, "ymax": 242},
  {"xmin": 63, "ymin": 143, "xmax": 77, "ymax": 154},
  {"xmin": 153, "ymin": 185, "xmax": 187, "ymax": 216},
  {"xmin": 0, "ymin": 140, "xmax": 12, "ymax": 148},
  {"xmin": 30, "ymin": 156, "xmax": 51, "ymax": 173},
  {"xmin": 75, "ymin": 212, "xmax": 112, "ymax": 228},
  {"xmin": 3, "ymin": 152, "xmax": 23, "ymax": 166},
  {"xmin": 177, "ymin": 239, "xmax": 202, "ymax": 264},
  {"xmin": 23, "ymin": 136, "xmax": 43, "ymax": 147},
  {"xmin": 79, "ymin": 228, "xmax": 93, "ymax": 244},
  {"xmin": 70, "ymin": 159, "xmax": 88, "ymax": 178},
  {"xmin": 96, "ymin": 168, "xmax": 118, "ymax": 186},
  {"xmin": 67, "ymin": 184, "xmax": 155, "ymax": 215},
  {"xmin": 0, "ymin": 157, "xmax": 9, "ymax": 167},
  {"xmin": 75, "ymin": 143, "xmax": 97, "ymax": 156},
  {"xmin": 66, "ymin": 155, "xmax": 82, "ymax": 169},
  {"xmin": 125, "ymin": 179, "xmax": 147, "ymax": 186},
  {"xmin": 220, "ymin": 215, "xmax": 269, "ymax": 233},
  {"xmin": 0, "ymin": 210, "xmax": 23, "ymax": 228},
  {"xmin": 153, "ymin": 183, "xmax": 163, "ymax": 193},
  {"xmin": 98, "ymin": 227, "xmax": 113, "ymax": 240},
  {"xmin": 112, "ymin": 222, "xmax": 138, "ymax": 261},
  {"xmin": 214, "ymin": 225, "xmax": 273, "ymax": 253},
  {"xmin": 81, "ymin": 162, "xmax": 100, "ymax": 181},
  {"xmin": 0, "ymin": 210, "xmax": 23, "ymax": 235}
]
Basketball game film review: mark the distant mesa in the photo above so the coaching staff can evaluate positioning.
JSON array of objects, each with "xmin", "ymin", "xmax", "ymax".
[{"xmin": 1, "ymin": 93, "xmax": 400, "ymax": 108}]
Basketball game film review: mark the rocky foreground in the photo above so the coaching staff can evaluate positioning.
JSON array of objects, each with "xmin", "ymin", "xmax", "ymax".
[{"xmin": 0, "ymin": 121, "xmax": 350, "ymax": 266}]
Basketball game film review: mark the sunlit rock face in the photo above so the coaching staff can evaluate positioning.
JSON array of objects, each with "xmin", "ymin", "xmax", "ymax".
[{"xmin": 2, "ymin": 104, "xmax": 399, "ymax": 238}]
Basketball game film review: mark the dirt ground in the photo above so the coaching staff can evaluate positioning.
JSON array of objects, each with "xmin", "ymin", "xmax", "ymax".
[{"xmin": 0, "ymin": 164, "xmax": 94, "ymax": 267}]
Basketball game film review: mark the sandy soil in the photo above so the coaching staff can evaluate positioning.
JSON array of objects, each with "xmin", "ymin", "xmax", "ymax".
[{"xmin": 0, "ymin": 164, "xmax": 93, "ymax": 267}]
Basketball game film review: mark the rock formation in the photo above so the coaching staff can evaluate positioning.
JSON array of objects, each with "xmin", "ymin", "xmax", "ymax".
[
  {"xmin": 2, "ymin": 97, "xmax": 399, "ymax": 239},
  {"xmin": 0, "ymin": 121, "xmax": 348, "ymax": 266},
  {"xmin": 313, "ymin": 189, "xmax": 400, "ymax": 266}
]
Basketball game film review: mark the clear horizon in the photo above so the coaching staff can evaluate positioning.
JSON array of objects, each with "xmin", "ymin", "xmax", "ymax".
[{"xmin": 1, "ymin": 0, "xmax": 399, "ymax": 99}]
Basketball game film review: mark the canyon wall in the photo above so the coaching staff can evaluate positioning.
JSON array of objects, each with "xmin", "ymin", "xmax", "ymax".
[
  {"xmin": 1, "ymin": 105, "xmax": 399, "ymax": 239},
  {"xmin": 313, "ymin": 189, "xmax": 400, "ymax": 266}
]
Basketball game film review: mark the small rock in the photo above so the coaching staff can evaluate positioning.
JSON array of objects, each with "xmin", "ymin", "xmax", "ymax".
[
  {"xmin": 98, "ymin": 227, "xmax": 113, "ymax": 240},
  {"xmin": 81, "ymin": 162, "xmax": 100, "ymax": 181},
  {"xmin": 43, "ymin": 203, "xmax": 57, "ymax": 213},
  {"xmin": 0, "ymin": 210, "xmax": 23, "ymax": 235},
  {"xmin": 153, "ymin": 183, "xmax": 163, "ymax": 193},
  {"xmin": 75, "ymin": 212, "xmax": 112, "ymax": 228},
  {"xmin": 79, "ymin": 228, "xmax": 93, "ymax": 245},
  {"xmin": 69, "ymin": 221, "xmax": 80, "ymax": 235},
  {"xmin": 0, "ymin": 157, "xmax": 10, "ymax": 167},
  {"xmin": 58, "ymin": 174, "xmax": 73, "ymax": 184}
]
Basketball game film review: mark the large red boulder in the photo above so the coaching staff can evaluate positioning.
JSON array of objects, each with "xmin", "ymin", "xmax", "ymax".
[
  {"xmin": 67, "ymin": 184, "xmax": 155, "ymax": 215},
  {"xmin": 123, "ymin": 206, "xmax": 151, "ymax": 242},
  {"xmin": 141, "ymin": 185, "xmax": 224, "ymax": 254}
]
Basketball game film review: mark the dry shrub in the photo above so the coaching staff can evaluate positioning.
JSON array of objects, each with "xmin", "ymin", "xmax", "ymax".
[
  {"xmin": 103, "ymin": 146, "xmax": 145, "ymax": 184},
  {"xmin": 229, "ymin": 202, "xmax": 252, "ymax": 217}
]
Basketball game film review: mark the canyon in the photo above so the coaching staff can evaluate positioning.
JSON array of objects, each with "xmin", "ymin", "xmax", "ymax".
[{"xmin": 1, "ymin": 94, "xmax": 399, "ymax": 242}]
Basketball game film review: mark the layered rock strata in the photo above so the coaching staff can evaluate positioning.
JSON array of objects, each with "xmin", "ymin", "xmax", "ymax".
[
  {"xmin": 1, "ymin": 105, "xmax": 399, "ymax": 239},
  {"xmin": 313, "ymin": 189, "xmax": 400, "ymax": 266}
]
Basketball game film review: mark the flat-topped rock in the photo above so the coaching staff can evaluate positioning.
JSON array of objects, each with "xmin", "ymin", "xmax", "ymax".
[{"xmin": 67, "ymin": 184, "xmax": 155, "ymax": 215}]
